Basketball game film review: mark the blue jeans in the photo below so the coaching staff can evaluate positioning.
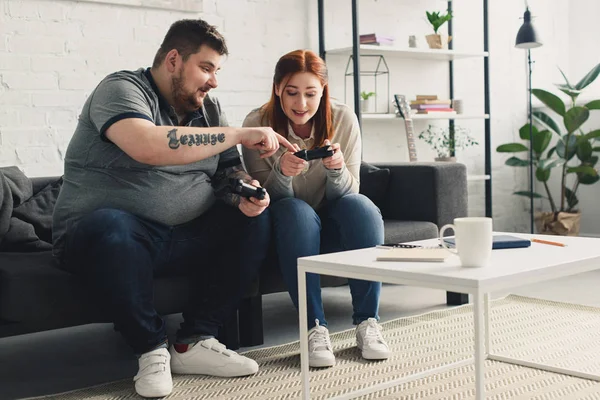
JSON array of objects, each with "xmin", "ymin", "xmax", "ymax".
[
  {"xmin": 270, "ymin": 193, "xmax": 384, "ymax": 329},
  {"xmin": 60, "ymin": 202, "xmax": 271, "ymax": 355}
]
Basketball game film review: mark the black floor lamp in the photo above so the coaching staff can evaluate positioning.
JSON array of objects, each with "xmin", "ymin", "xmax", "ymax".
[{"xmin": 515, "ymin": 6, "xmax": 542, "ymax": 234}]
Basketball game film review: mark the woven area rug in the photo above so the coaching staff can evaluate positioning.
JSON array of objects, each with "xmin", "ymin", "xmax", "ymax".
[{"xmin": 37, "ymin": 295, "xmax": 600, "ymax": 399}]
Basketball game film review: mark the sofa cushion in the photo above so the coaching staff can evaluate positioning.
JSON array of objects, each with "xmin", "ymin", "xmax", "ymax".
[
  {"xmin": 12, "ymin": 178, "xmax": 62, "ymax": 244},
  {"xmin": 383, "ymin": 220, "xmax": 439, "ymax": 244},
  {"xmin": 0, "ymin": 251, "xmax": 191, "ymax": 336},
  {"xmin": 359, "ymin": 162, "xmax": 390, "ymax": 209}
]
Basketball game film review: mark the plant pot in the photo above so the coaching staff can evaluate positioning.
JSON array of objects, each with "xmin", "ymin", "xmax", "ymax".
[
  {"xmin": 535, "ymin": 211, "xmax": 581, "ymax": 236},
  {"xmin": 434, "ymin": 156, "xmax": 456, "ymax": 162},
  {"xmin": 360, "ymin": 98, "xmax": 372, "ymax": 113},
  {"xmin": 425, "ymin": 34, "xmax": 452, "ymax": 49}
]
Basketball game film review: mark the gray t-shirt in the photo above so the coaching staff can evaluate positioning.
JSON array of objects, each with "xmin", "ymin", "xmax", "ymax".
[{"xmin": 52, "ymin": 68, "xmax": 240, "ymax": 257}]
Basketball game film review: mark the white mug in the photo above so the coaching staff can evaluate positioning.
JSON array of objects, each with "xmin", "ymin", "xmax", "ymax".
[{"xmin": 439, "ymin": 217, "xmax": 493, "ymax": 268}]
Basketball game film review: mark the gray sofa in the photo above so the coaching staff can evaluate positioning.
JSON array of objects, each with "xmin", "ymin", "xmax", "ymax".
[{"xmin": 0, "ymin": 162, "xmax": 468, "ymax": 349}]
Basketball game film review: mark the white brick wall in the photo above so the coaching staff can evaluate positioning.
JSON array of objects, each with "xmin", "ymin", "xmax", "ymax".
[{"xmin": 0, "ymin": 0, "xmax": 308, "ymax": 177}]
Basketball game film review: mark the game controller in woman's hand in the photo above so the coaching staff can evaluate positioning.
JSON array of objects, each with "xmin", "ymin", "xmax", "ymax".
[{"xmin": 293, "ymin": 145, "xmax": 335, "ymax": 161}]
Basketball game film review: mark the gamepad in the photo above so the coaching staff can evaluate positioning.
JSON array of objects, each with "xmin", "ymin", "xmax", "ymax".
[
  {"xmin": 293, "ymin": 145, "xmax": 334, "ymax": 161},
  {"xmin": 228, "ymin": 178, "xmax": 266, "ymax": 200}
]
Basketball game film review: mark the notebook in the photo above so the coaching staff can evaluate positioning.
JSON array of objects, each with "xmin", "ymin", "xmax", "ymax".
[
  {"xmin": 443, "ymin": 234, "xmax": 531, "ymax": 250},
  {"xmin": 376, "ymin": 248, "xmax": 450, "ymax": 262}
]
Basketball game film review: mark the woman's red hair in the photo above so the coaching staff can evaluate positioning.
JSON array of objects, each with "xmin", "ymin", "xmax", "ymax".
[{"xmin": 260, "ymin": 50, "xmax": 333, "ymax": 148}]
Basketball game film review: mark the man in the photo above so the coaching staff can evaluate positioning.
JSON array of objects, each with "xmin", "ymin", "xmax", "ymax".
[{"xmin": 52, "ymin": 19, "xmax": 294, "ymax": 398}]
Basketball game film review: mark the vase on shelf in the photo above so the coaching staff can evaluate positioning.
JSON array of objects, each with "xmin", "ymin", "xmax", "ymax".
[
  {"xmin": 360, "ymin": 98, "xmax": 373, "ymax": 113},
  {"xmin": 425, "ymin": 34, "xmax": 452, "ymax": 49}
]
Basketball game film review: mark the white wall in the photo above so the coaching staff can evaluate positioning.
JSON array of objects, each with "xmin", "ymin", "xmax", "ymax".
[
  {"xmin": 0, "ymin": 0, "xmax": 309, "ymax": 176},
  {"xmin": 0, "ymin": 0, "xmax": 598, "ymax": 234},
  {"xmin": 314, "ymin": 0, "xmax": 599, "ymax": 234}
]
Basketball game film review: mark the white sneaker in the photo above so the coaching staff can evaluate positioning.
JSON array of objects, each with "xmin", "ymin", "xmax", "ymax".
[
  {"xmin": 308, "ymin": 320, "xmax": 335, "ymax": 368},
  {"xmin": 134, "ymin": 347, "xmax": 173, "ymax": 398},
  {"xmin": 170, "ymin": 338, "xmax": 258, "ymax": 377},
  {"xmin": 356, "ymin": 318, "xmax": 390, "ymax": 360}
]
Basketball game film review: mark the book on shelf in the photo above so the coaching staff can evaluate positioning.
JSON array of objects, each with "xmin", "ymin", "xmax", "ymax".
[
  {"xmin": 410, "ymin": 99, "xmax": 452, "ymax": 105},
  {"xmin": 416, "ymin": 95, "xmax": 438, "ymax": 100},
  {"xmin": 416, "ymin": 110, "xmax": 457, "ymax": 116},
  {"xmin": 360, "ymin": 33, "xmax": 395, "ymax": 46},
  {"xmin": 411, "ymin": 104, "xmax": 453, "ymax": 110}
]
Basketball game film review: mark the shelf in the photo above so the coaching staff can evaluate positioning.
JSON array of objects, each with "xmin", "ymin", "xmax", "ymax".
[
  {"xmin": 362, "ymin": 113, "xmax": 490, "ymax": 121},
  {"xmin": 467, "ymin": 175, "xmax": 491, "ymax": 182},
  {"xmin": 326, "ymin": 45, "xmax": 489, "ymax": 61}
]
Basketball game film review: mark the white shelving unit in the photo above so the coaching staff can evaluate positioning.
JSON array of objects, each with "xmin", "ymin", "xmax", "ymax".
[
  {"xmin": 319, "ymin": 0, "xmax": 492, "ymax": 218},
  {"xmin": 362, "ymin": 113, "xmax": 490, "ymax": 120},
  {"xmin": 467, "ymin": 174, "xmax": 491, "ymax": 181},
  {"xmin": 326, "ymin": 45, "xmax": 488, "ymax": 61}
]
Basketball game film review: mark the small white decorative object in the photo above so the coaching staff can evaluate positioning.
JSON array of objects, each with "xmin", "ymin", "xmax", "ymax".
[
  {"xmin": 452, "ymin": 99, "xmax": 464, "ymax": 114},
  {"xmin": 408, "ymin": 35, "xmax": 417, "ymax": 48}
]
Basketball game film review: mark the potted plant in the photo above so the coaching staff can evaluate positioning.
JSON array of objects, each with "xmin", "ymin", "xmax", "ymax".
[
  {"xmin": 496, "ymin": 63, "xmax": 600, "ymax": 236},
  {"xmin": 418, "ymin": 124, "xmax": 479, "ymax": 161},
  {"xmin": 360, "ymin": 91, "xmax": 375, "ymax": 113},
  {"xmin": 425, "ymin": 10, "xmax": 453, "ymax": 49}
]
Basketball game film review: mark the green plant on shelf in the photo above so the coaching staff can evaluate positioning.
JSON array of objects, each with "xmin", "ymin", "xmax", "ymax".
[
  {"xmin": 360, "ymin": 92, "xmax": 375, "ymax": 100},
  {"xmin": 426, "ymin": 10, "xmax": 453, "ymax": 34},
  {"xmin": 418, "ymin": 124, "xmax": 478, "ymax": 158},
  {"xmin": 360, "ymin": 91, "xmax": 375, "ymax": 101}
]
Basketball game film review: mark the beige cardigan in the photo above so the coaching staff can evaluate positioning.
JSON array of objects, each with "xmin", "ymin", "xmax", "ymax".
[{"xmin": 242, "ymin": 101, "xmax": 361, "ymax": 210}]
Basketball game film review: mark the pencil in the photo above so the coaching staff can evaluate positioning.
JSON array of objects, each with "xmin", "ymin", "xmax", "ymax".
[{"xmin": 532, "ymin": 238, "xmax": 566, "ymax": 247}]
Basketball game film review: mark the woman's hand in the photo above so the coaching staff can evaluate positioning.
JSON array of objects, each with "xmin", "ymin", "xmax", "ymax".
[
  {"xmin": 238, "ymin": 180, "xmax": 270, "ymax": 217},
  {"xmin": 280, "ymin": 143, "xmax": 307, "ymax": 177},
  {"xmin": 322, "ymin": 139, "xmax": 344, "ymax": 170}
]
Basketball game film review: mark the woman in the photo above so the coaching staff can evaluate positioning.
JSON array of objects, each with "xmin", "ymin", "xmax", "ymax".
[{"xmin": 242, "ymin": 50, "xmax": 389, "ymax": 368}]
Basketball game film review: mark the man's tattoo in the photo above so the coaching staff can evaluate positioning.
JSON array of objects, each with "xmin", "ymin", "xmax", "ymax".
[{"xmin": 167, "ymin": 128, "xmax": 225, "ymax": 149}]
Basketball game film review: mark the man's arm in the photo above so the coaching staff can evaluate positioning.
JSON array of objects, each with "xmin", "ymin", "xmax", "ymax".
[{"xmin": 105, "ymin": 118, "xmax": 292, "ymax": 166}]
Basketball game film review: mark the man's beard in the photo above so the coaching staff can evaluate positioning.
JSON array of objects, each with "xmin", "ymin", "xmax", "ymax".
[{"xmin": 171, "ymin": 71, "xmax": 203, "ymax": 113}]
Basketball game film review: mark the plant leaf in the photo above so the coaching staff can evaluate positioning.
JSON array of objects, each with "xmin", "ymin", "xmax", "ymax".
[
  {"xmin": 547, "ymin": 146, "xmax": 557, "ymax": 157},
  {"xmin": 497, "ymin": 143, "xmax": 529, "ymax": 152},
  {"xmin": 575, "ymin": 63, "xmax": 600, "ymax": 90},
  {"xmin": 514, "ymin": 191, "xmax": 544, "ymax": 199},
  {"xmin": 535, "ymin": 166, "xmax": 551, "ymax": 182},
  {"xmin": 505, "ymin": 156, "xmax": 530, "ymax": 167},
  {"xmin": 538, "ymin": 158, "xmax": 564, "ymax": 170},
  {"xmin": 532, "ymin": 130, "xmax": 552, "ymax": 154},
  {"xmin": 584, "ymin": 129, "xmax": 600, "ymax": 140},
  {"xmin": 532, "ymin": 88, "xmax": 566, "ymax": 116},
  {"xmin": 519, "ymin": 123, "xmax": 539, "ymax": 140},
  {"xmin": 556, "ymin": 84, "xmax": 582, "ymax": 99},
  {"xmin": 565, "ymin": 188, "xmax": 579, "ymax": 210},
  {"xmin": 576, "ymin": 138, "xmax": 593, "ymax": 161},
  {"xmin": 556, "ymin": 135, "xmax": 578, "ymax": 160},
  {"xmin": 579, "ymin": 174, "xmax": 600, "ymax": 185},
  {"xmin": 564, "ymin": 106, "xmax": 589, "ymax": 133},
  {"xmin": 558, "ymin": 67, "xmax": 573, "ymax": 88},
  {"xmin": 533, "ymin": 111, "xmax": 561, "ymax": 136},
  {"xmin": 585, "ymin": 100, "xmax": 600, "ymax": 110},
  {"xmin": 567, "ymin": 166, "xmax": 597, "ymax": 176}
]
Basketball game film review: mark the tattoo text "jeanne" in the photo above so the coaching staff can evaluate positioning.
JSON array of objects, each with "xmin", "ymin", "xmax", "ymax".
[{"xmin": 167, "ymin": 129, "xmax": 225, "ymax": 149}]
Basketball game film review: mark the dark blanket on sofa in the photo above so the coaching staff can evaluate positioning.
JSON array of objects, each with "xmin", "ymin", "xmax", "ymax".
[{"xmin": 0, "ymin": 167, "xmax": 61, "ymax": 252}]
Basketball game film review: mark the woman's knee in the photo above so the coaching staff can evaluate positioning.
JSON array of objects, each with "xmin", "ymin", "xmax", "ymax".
[
  {"xmin": 270, "ymin": 197, "xmax": 320, "ymax": 233},
  {"xmin": 328, "ymin": 194, "xmax": 384, "ymax": 244},
  {"xmin": 330, "ymin": 194, "xmax": 382, "ymax": 221}
]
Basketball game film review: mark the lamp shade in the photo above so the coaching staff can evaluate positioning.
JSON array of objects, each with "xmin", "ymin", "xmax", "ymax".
[{"xmin": 515, "ymin": 9, "xmax": 542, "ymax": 49}]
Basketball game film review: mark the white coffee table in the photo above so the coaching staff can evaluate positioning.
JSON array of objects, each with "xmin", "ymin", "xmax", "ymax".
[{"xmin": 297, "ymin": 233, "xmax": 600, "ymax": 400}]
